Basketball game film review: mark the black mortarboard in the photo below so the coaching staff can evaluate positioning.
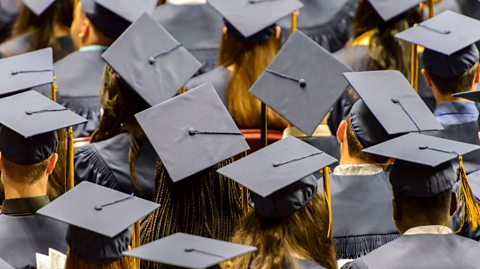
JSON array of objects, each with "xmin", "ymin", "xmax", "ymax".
[
  {"xmin": 217, "ymin": 136, "xmax": 336, "ymax": 218},
  {"xmin": 452, "ymin": 90, "xmax": 480, "ymax": 102},
  {"xmin": 0, "ymin": 90, "xmax": 86, "ymax": 165},
  {"xmin": 124, "ymin": 233, "xmax": 257, "ymax": 268},
  {"xmin": 249, "ymin": 31, "xmax": 351, "ymax": 136},
  {"xmin": 344, "ymin": 70, "xmax": 443, "ymax": 146},
  {"xmin": 0, "ymin": 48, "xmax": 54, "ymax": 97},
  {"xmin": 363, "ymin": 133, "xmax": 480, "ymax": 197},
  {"xmin": 136, "ymin": 82, "xmax": 249, "ymax": 182},
  {"xmin": 208, "ymin": 0, "xmax": 302, "ymax": 42},
  {"xmin": 82, "ymin": 0, "xmax": 157, "ymax": 40},
  {"xmin": 102, "ymin": 13, "xmax": 202, "ymax": 106},
  {"xmin": 368, "ymin": 0, "xmax": 423, "ymax": 21},
  {"xmin": 23, "ymin": 0, "xmax": 54, "ymax": 16}
]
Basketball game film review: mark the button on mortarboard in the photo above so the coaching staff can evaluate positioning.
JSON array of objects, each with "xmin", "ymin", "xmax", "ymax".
[
  {"xmin": 208, "ymin": 0, "xmax": 303, "ymax": 39},
  {"xmin": 37, "ymin": 181, "xmax": 160, "ymax": 238},
  {"xmin": 343, "ymin": 70, "xmax": 443, "ymax": 135},
  {"xmin": 249, "ymin": 31, "xmax": 351, "ymax": 136},
  {"xmin": 123, "ymin": 233, "xmax": 257, "ymax": 268},
  {"xmin": 23, "ymin": 0, "xmax": 55, "ymax": 16},
  {"xmin": 367, "ymin": 0, "xmax": 423, "ymax": 22},
  {"xmin": 0, "ymin": 48, "xmax": 54, "ymax": 97},
  {"xmin": 101, "ymin": 13, "xmax": 202, "ymax": 106},
  {"xmin": 135, "ymin": 82, "xmax": 249, "ymax": 182}
]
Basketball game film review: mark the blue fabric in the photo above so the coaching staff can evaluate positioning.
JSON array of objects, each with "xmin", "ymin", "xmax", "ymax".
[{"xmin": 434, "ymin": 101, "xmax": 479, "ymax": 125}]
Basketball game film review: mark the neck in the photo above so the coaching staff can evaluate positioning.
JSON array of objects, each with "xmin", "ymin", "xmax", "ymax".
[
  {"xmin": 2, "ymin": 176, "xmax": 47, "ymax": 200},
  {"xmin": 339, "ymin": 141, "xmax": 368, "ymax": 165},
  {"xmin": 53, "ymin": 24, "xmax": 70, "ymax": 38},
  {"xmin": 397, "ymin": 217, "xmax": 450, "ymax": 234}
]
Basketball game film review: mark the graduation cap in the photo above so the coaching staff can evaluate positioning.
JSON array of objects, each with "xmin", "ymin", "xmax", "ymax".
[
  {"xmin": 0, "ymin": 48, "xmax": 54, "ymax": 97},
  {"xmin": 136, "ymin": 82, "xmax": 249, "ymax": 182},
  {"xmin": 82, "ymin": 0, "xmax": 157, "ymax": 40},
  {"xmin": 452, "ymin": 90, "xmax": 480, "ymax": 102},
  {"xmin": 0, "ymin": 90, "xmax": 86, "ymax": 165},
  {"xmin": 217, "ymin": 136, "xmax": 336, "ymax": 218},
  {"xmin": 364, "ymin": 133, "xmax": 480, "ymax": 229},
  {"xmin": 124, "ymin": 233, "xmax": 257, "ymax": 268},
  {"xmin": 367, "ymin": 0, "xmax": 423, "ymax": 21},
  {"xmin": 343, "ymin": 70, "xmax": 443, "ymax": 147},
  {"xmin": 23, "ymin": 0, "xmax": 54, "ymax": 16},
  {"xmin": 249, "ymin": 31, "xmax": 351, "ymax": 136},
  {"xmin": 0, "ymin": 257, "xmax": 13, "ymax": 269},
  {"xmin": 208, "ymin": 0, "xmax": 303, "ymax": 43},
  {"xmin": 102, "ymin": 13, "xmax": 202, "ymax": 106}
]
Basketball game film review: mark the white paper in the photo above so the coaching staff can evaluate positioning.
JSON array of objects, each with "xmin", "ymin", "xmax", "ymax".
[
  {"xmin": 49, "ymin": 248, "xmax": 66, "ymax": 269},
  {"xmin": 36, "ymin": 253, "xmax": 49, "ymax": 269}
]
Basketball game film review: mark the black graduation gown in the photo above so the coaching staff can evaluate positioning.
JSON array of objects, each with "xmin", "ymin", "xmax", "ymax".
[
  {"xmin": 0, "ymin": 32, "xmax": 74, "ymax": 61},
  {"xmin": 343, "ymin": 234, "xmax": 480, "ymax": 269},
  {"xmin": 0, "ymin": 214, "xmax": 68, "ymax": 268},
  {"xmin": 153, "ymin": 3, "xmax": 223, "ymax": 74},
  {"xmin": 55, "ymin": 50, "xmax": 105, "ymax": 137},
  {"xmin": 74, "ymin": 133, "xmax": 157, "ymax": 200},
  {"xmin": 331, "ymin": 172, "xmax": 399, "ymax": 259}
]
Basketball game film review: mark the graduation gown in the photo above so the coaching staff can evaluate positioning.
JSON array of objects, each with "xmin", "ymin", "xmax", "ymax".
[
  {"xmin": 343, "ymin": 234, "xmax": 480, "ymax": 269},
  {"xmin": 154, "ymin": 3, "xmax": 223, "ymax": 74},
  {"xmin": 55, "ymin": 50, "xmax": 105, "ymax": 137},
  {"xmin": 331, "ymin": 172, "xmax": 399, "ymax": 259},
  {"xmin": 74, "ymin": 133, "xmax": 157, "ymax": 200}
]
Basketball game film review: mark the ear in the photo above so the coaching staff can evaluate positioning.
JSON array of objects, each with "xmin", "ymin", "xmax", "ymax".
[
  {"xmin": 449, "ymin": 192, "xmax": 458, "ymax": 217},
  {"xmin": 275, "ymin": 25, "xmax": 281, "ymax": 40},
  {"xmin": 78, "ymin": 17, "xmax": 91, "ymax": 40},
  {"xmin": 421, "ymin": 69, "xmax": 432, "ymax": 88},
  {"xmin": 46, "ymin": 153, "xmax": 58, "ymax": 175},
  {"xmin": 336, "ymin": 120, "xmax": 347, "ymax": 145}
]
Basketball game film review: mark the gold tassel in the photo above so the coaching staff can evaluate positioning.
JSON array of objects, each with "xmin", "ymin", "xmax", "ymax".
[
  {"xmin": 428, "ymin": 0, "xmax": 435, "ymax": 18},
  {"xmin": 323, "ymin": 166, "xmax": 333, "ymax": 238},
  {"xmin": 66, "ymin": 127, "xmax": 75, "ymax": 191},
  {"xmin": 290, "ymin": 10, "xmax": 299, "ymax": 33},
  {"xmin": 457, "ymin": 156, "xmax": 480, "ymax": 231},
  {"xmin": 225, "ymin": 261, "xmax": 233, "ymax": 269},
  {"xmin": 51, "ymin": 75, "xmax": 58, "ymax": 102}
]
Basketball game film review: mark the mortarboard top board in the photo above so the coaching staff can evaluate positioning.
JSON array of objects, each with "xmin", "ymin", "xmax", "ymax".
[
  {"xmin": 102, "ymin": 13, "xmax": 202, "ymax": 106},
  {"xmin": 0, "ymin": 257, "xmax": 13, "ymax": 269},
  {"xmin": 343, "ymin": 70, "xmax": 443, "ymax": 135},
  {"xmin": 23, "ymin": 0, "xmax": 54, "ymax": 16},
  {"xmin": 37, "ymin": 181, "xmax": 159, "ymax": 238},
  {"xmin": 207, "ymin": 0, "xmax": 303, "ymax": 39},
  {"xmin": 217, "ymin": 136, "xmax": 336, "ymax": 198},
  {"xmin": 368, "ymin": 0, "xmax": 423, "ymax": 22},
  {"xmin": 395, "ymin": 11, "xmax": 480, "ymax": 56},
  {"xmin": 0, "ymin": 48, "xmax": 54, "ymax": 97},
  {"xmin": 123, "ymin": 233, "xmax": 257, "ymax": 269},
  {"xmin": 452, "ymin": 90, "xmax": 480, "ymax": 102},
  {"xmin": 363, "ymin": 133, "xmax": 480, "ymax": 167},
  {"xmin": 249, "ymin": 31, "xmax": 351, "ymax": 136},
  {"xmin": 136, "ymin": 82, "xmax": 249, "ymax": 182}
]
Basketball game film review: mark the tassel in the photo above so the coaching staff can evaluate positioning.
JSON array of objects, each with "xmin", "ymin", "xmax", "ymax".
[
  {"xmin": 323, "ymin": 167, "xmax": 333, "ymax": 238},
  {"xmin": 457, "ymin": 156, "xmax": 480, "ymax": 231}
]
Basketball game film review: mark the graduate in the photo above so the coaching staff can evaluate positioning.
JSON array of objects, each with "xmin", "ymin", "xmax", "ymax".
[
  {"xmin": 397, "ymin": 11, "xmax": 480, "ymax": 174},
  {"xmin": 0, "ymin": 90, "xmax": 86, "ymax": 268},
  {"xmin": 0, "ymin": 0, "xmax": 75, "ymax": 61},
  {"xmin": 74, "ymin": 13, "xmax": 201, "ymax": 200},
  {"xmin": 136, "ymin": 83, "xmax": 250, "ymax": 269},
  {"xmin": 55, "ymin": 0, "xmax": 157, "ymax": 137},
  {"xmin": 343, "ymin": 133, "xmax": 480, "ymax": 269}
]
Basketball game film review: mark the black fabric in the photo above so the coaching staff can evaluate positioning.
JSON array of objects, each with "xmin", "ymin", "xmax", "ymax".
[
  {"xmin": 82, "ymin": 0, "xmax": 130, "ymax": 40},
  {"xmin": 74, "ymin": 133, "xmax": 157, "ymax": 200},
  {"xmin": 423, "ymin": 44, "xmax": 479, "ymax": 79},
  {"xmin": 330, "ymin": 173, "xmax": 399, "ymax": 259},
  {"xmin": 0, "ymin": 33, "xmax": 74, "ymax": 61},
  {"xmin": 225, "ymin": 20, "xmax": 276, "ymax": 45},
  {"xmin": 1, "ymin": 196, "xmax": 50, "ymax": 216},
  {"xmin": 0, "ymin": 214, "xmax": 68, "ymax": 269},
  {"xmin": 349, "ymin": 99, "xmax": 390, "ymax": 148}
]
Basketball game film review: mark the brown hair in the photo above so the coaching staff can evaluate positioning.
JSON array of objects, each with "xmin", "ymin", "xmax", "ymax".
[
  {"xmin": 13, "ymin": 0, "xmax": 74, "ymax": 53},
  {"xmin": 428, "ymin": 63, "xmax": 479, "ymax": 95},
  {"xmin": 218, "ymin": 28, "xmax": 287, "ymax": 130},
  {"xmin": 345, "ymin": 115, "xmax": 390, "ymax": 164},
  {"xmin": 141, "ymin": 159, "xmax": 244, "ymax": 269},
  {"xmin": 230, "ymin": 193, "xmax": 337, "ymax": 269},
  {"xmin": 91, "ymin": 65, "xmax": 149, "ymax": 191},
  {"xmin": 1, "ymin": 157, "xmax": 48, "ymax": 184},
  {"xmin": 352, "ymin": 0, "xmax": 422, "ymax": 78},
  {"xmin": 65, "ymin": 250, "xmax": 138, "ymax": 269}
]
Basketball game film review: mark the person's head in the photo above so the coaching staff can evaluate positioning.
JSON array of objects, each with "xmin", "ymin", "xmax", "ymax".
[
  {"xmin": 353, "ymin": 0, "xmax": 423, "ymax": 78},
  {"xmin": 218, "ymin": 24, "xmax": 287, "ymax": 129},
  {"xmin": 140, "ymin": 159, "xmax": 244, "ymax": 269},
  {"xmin": 70, "ymin": 1, "xmax": 113, "ymax": 49},
  {"xmin": 230, "ymin": 190, "xmax": 337, "ymax": 269},
  {"xmin": 390, "ymin": 161, "xmax": 457, "ymax": 234},
  {"xmin": 336, "ymin": 100, "xmax": 391, "ymax": 165},
  {"xmin": 421, "ymin": 45, "xmax": 480, "ymax": 102}
]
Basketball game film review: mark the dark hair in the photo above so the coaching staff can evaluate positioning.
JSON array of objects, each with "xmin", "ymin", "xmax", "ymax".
[
  {"xmin": 141, "ymin": 159, "xmax": 244, "ymax": 269},
  {"xmin": 352, "ymin": 0, "xmax": 422, "ymax": 78},
  {"xmin": 428, "ymin": 63, "xmax": 479, "ymax": 95},
  {"xmin": 1, "ymin": 156, "xmax": 49, "ymax": 184}
]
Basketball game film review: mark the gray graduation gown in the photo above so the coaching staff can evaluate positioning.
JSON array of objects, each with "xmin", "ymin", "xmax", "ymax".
[{"xmin": 331, "ymin": 172, "xmax": 399, "ymax": 259}]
